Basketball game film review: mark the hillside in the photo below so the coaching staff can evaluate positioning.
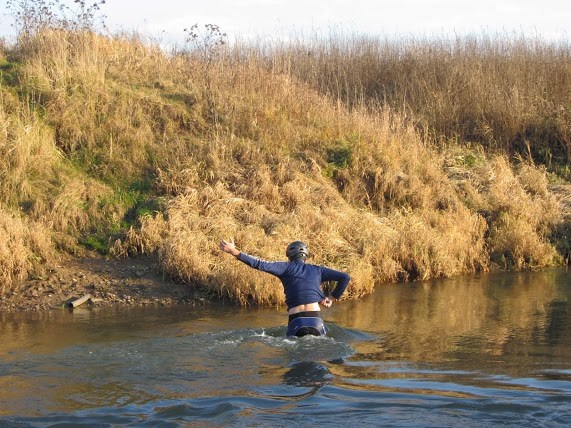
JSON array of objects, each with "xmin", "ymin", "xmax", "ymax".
[{"xmin": 0, "ymin": 30, "xmax": 569, "ymax": 309}]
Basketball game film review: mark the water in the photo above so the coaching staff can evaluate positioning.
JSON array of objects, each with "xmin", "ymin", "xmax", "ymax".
[{"xmin": 1, "ymin": 268, "xmax": 570, "ymax": 427}]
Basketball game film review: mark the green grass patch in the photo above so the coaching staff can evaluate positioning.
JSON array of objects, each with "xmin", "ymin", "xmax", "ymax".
[
  {"xmin": 322, "ymin": 138, "xmax": 354, "ymax": 178},
  {"xmin": 77, "ymin": 175, "xmax": 163, "ymax": 254},
  {"xmin": 79, "ymin": 234, "xmax": 110, "ymax": 254},
  {"xmin": 0, "ymin": 58, "xmax": 20, "ymax": 87}
]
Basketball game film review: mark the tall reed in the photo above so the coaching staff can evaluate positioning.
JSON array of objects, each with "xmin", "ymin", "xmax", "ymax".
[{"xmin": 260, "ymin": 32, "xmax": 571, "ymax": 169}]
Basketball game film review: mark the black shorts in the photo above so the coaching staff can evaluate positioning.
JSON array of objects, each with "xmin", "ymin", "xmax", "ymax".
[{"xmin": 286, "ymin": 311, "xmax": 326, "ymax": 337}]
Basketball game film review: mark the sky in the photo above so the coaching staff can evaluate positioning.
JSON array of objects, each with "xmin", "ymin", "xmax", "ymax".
[{"xmin": 1, "ymin": 0, "xmax": 570, "ymax": 45}]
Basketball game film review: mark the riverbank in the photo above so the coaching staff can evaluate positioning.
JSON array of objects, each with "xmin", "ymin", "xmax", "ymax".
[
  {"xmin": 0, "ymin": 183, "xmax": 568, "ymax": 313},
  {"xmin": 0, "ymin": 255, "xmax": 209, "ymax": 312},
  {"xmin": 2, "ymin": 30, "xmax": 570, "ymax": 309}
]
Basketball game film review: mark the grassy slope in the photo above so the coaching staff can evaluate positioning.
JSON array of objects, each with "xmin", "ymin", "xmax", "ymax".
[{"xmin": 0, "ymin": 30, "xmax": 566, "ymax": 304}]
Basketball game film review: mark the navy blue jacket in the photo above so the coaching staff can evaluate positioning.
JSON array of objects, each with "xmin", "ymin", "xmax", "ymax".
[{"xmin": 237, "ymin": 252, "xmax": 350, "ymax": 309}]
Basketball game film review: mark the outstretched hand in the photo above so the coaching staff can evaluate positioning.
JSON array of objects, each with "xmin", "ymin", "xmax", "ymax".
[
  {"xmin": 320, "ymin": 297, "xmax": 332, "ymax": 308},
  {"xmin": 220, "ymin": 239, "xmax": 240, "ymax": 257}
]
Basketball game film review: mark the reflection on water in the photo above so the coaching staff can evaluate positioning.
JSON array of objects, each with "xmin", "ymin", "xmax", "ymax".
[
  {"xmin": 339, "ymin": 268, "xmax": 570, "ymax": 369},
  {"xmin": 0, "ymin": 268, "xmax": 570, "ymax": 426}
]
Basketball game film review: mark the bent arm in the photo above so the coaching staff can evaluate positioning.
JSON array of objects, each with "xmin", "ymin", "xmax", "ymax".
[{"xmin": 321, "ymin": 267, "xmax": 350, "ymax": 300}]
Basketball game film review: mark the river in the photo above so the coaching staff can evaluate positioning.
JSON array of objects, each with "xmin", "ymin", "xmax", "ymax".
[{"xmin": 1, "ymin": 268, "xmax": 570, "ymax": 427}]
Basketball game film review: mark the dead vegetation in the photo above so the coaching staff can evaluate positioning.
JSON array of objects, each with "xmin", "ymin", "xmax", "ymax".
[{"xmin": 0, "ymin": 28, "xmax": 568, "ymax": 306}]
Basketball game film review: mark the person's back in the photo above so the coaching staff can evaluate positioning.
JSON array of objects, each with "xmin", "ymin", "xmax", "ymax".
[{"xmin": 220, "ymin": 239, "xmax": 350, "ymax": 337}]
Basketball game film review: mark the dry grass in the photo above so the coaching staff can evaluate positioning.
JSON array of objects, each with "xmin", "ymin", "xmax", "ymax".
[
  {"xmin": 0, "ymin": 93, "xmax": 59, "ymax": 284},
  {"xmin": 0, "ymin": 209, "xmax": 52, "ymax": 291},
  {"xmin": 0, "ymin": 29, "xmax": 566, "ymax": 303},
  {"xmin": 263, "ymin": 32, "xmax": 571, "ymax": 168},
  {"xmin": 0, "ymin": 100, "xmax": 60, "ymax": 206}
]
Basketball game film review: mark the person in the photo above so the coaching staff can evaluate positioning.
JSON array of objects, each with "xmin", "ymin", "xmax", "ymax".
[{"xmin": 219, "ymin": 239, "xmax": 350, "ymax": 337}]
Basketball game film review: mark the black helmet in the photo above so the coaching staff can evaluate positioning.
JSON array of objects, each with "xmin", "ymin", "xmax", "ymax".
[{"xmin": 286, "ymin": 241, "xmax": 309, "ymax": 261}]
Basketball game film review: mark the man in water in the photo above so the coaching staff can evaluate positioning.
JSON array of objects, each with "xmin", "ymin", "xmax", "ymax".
[{"xmin": 219, "ymin": 239, "xmax": 350, "ymax": 337}]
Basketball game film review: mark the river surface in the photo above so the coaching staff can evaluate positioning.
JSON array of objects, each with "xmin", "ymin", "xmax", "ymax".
[{"xmin": 1, "ymin": 268, "xmax": 570, "ymax": 427}]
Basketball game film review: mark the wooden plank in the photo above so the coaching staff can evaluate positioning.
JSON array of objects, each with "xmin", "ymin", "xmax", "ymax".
[{"xmin": 66, "ymin": 294, "xmax": 92, "ymax": 308}]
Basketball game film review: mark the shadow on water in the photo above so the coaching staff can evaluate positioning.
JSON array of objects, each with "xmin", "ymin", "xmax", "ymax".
[{"xmin": 282, "ymin": 361, "xmax": 332, "ymax": 388}]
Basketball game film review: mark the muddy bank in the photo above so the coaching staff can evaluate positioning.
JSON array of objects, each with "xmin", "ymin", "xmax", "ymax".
[{"xmin": 0, "ymin": 256, "xmax": 212, "ymax": 312}]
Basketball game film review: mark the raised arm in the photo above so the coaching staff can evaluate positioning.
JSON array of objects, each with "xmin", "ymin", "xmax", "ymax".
[{"xmin": 219, "ymin": 239, "xmax": 288, "ymax": 276}]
